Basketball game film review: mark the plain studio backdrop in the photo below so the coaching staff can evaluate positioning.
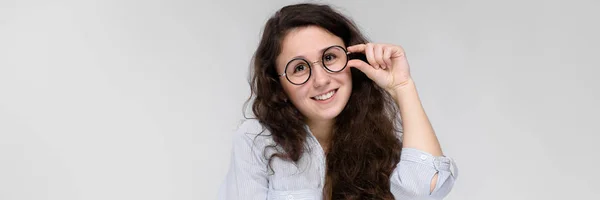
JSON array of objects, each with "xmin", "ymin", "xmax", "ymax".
[{"xmin": 1, "ymin": 0, "xmax": 598, "ymax": 199}]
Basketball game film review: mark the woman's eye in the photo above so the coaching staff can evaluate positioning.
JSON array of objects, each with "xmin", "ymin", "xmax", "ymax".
[
  {"xmin": 324, "ymin": 54, "xmax": 337, "ymax": 62},
  {"xmin": 294, "ymin": 65, "xmax": 307, "ymax": 73}
]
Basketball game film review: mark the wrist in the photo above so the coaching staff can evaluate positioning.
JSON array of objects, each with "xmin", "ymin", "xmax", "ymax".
[{"xmin": 388, "ymin": 78, "xmax": 417, "ymax": 101}]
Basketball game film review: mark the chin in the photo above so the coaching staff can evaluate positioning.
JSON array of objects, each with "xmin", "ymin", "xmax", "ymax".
[
  {"xmin": 317, "ymin": 112, "xmax": 341, "ymax": 121},
  {"xmin": 315, "ymin": 100, "xmax": 348, "ymax": 120}
]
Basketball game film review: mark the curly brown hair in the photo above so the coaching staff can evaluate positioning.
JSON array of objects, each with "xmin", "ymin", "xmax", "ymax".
[{"xmin": 244, "ymin": 3, "xmax": 403, "ymax": 199}]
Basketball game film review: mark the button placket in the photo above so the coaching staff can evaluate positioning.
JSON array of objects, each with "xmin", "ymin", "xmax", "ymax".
[
  {"xmin": 316, "ymin": 139, "xmax": 326, "ymax": 188},
  {"xmin": 305, "ymin": 125, "xmax": 326, "ymax": 189}
]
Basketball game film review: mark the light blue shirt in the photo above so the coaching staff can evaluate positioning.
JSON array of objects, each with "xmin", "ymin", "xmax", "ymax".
[{"xmin": 218, "ymin": 119, "xmax": 458, "ymax": 200}]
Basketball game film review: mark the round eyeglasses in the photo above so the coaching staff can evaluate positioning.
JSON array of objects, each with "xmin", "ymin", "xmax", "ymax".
[{"xmin": 278, "ymin": 45, "xmax": 355, "ymax": 85}]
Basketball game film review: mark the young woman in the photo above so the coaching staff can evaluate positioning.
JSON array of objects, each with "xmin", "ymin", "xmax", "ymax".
[{"xmin": 219, "ymin": 3, "xmax": 458, "ymax": 200}]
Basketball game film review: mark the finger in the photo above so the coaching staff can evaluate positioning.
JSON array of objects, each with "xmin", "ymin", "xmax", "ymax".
[
  {"xmin": 347, "ymin": 44, "xmax": 366, "ymax": 53},
  {"xmin": 365, "ymin": 43, "xmax": 379, "ymax": 69},
  {"xmin": 390, "ymin": 45, "xmax": 406, "ymax": 59},
  {"xmin": 348, "ymin": 59, "xmax": 377, "ymax": 80},
  {"xmin": 374, "ymin": 44, "xmax": 386, "ymax": 69},
  {"xmin": 383, "ymin": 46, "xmax": 393, "ymax": 67}
]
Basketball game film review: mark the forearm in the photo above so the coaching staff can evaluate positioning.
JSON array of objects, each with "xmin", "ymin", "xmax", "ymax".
[{"xmin": 392, "ymin": 79, "xmax": 443, "ymax": 156}]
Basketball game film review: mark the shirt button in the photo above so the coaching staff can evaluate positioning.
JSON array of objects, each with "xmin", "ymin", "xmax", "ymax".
[
  {"xmin": 286, "ymin": 195, "xmax": 294, "ymax": 200},
  {"xmin": 420, "ymin": 155, "xmax": 428, "ymax": 160}
]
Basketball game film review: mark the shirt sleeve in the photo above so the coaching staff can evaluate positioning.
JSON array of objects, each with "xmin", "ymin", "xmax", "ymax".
[
  {"xmin": 390, "ymin": 148, "xmax": 459, "ymax": 200},
  {"xmin": 218, "ymin": 120, "xmax": 269, "ymax": 200}
]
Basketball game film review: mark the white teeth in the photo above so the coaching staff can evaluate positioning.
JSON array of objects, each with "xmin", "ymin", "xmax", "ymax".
[{"xmin": 314, "ymin": 90, "xmax": 336, "ymax": 101}]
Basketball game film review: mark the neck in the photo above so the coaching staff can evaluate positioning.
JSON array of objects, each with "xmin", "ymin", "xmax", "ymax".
[{"xmin": 306, "ymin": 118, "xmax": 334, "ymax": 151}]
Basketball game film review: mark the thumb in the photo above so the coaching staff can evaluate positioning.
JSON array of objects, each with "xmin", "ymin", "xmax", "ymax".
[{"xmin": 348, "ymin": 59, "xmax": 377, "ymax": 79}]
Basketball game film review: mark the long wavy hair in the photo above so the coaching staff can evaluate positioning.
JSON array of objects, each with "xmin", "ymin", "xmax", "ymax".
[{"xmin": 245, "ymin": 3, "xmax": 403, "ymax": 199}]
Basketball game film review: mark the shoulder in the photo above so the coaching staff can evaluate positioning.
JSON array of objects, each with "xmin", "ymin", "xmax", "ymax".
[
  {"xmin": 233, "ymin": 119, "xmax": 271, "ymax": 139},
  {"xmin": 231, "ymin": 119, "xmax": 275, "ymax": 151}
]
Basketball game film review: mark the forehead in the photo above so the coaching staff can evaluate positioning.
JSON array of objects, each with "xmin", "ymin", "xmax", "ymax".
[{"xmin": 277, "ymin": 26, "xmax": 345, "ymax": 68}]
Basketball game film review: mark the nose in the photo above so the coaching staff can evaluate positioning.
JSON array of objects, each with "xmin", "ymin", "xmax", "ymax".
[{"xmin": 311, "ymin": 61, "xmax": 331, "ymax": 89}]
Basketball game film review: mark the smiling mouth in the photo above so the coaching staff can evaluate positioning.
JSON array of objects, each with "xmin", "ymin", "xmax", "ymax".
[{"xmin": 311, "ymin": 89, "xmax": 338, "ymax": 101}]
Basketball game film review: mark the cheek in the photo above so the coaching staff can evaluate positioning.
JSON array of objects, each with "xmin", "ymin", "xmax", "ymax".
[
  {"xmin": 281, "ymin": 82, "xmax": 308, "ymax": 102},
  {"xmin": 341, "ymin": 69, "xmax": 353, "ymax": 85}
]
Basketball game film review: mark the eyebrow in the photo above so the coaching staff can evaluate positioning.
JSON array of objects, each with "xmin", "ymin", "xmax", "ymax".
[{"xmin": 289, "ymin": 45, "xmax": 336, "ymax": 61}]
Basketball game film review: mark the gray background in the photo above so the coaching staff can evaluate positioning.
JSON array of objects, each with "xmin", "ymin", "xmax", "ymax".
[{"xmin": 1, "ymin": 0, "xmax": 598, "ymax": 199}]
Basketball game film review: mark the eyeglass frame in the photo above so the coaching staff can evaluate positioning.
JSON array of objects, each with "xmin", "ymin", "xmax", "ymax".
[{"xmin": 278, "ymin": 45, "xmax": 354, "ymax": 85}]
